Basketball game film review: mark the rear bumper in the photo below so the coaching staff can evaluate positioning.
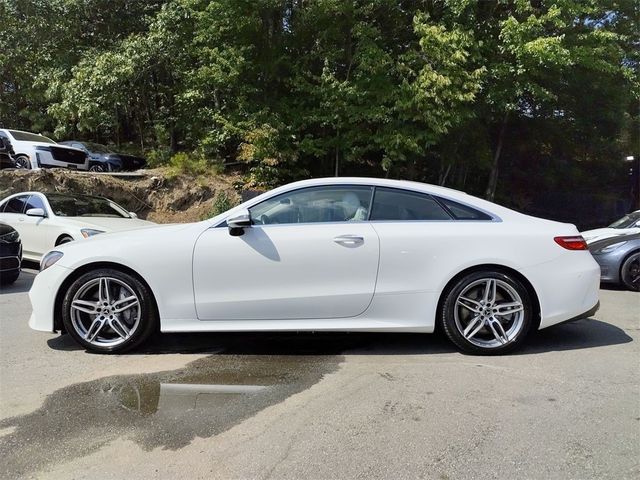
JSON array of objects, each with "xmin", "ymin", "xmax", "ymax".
[{"xmin": 520, "ymin": 253, "xmax": 601, "ymax": 329}]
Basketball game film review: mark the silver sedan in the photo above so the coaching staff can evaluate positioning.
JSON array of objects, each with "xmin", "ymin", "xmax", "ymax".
[{"xmin": 589, "ymin": 233, "xmax": 640, "ymax": 291}]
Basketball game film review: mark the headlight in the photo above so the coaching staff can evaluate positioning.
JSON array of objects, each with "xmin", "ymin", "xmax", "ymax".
[
  {"xmin": 597, "ymin": 241, "xmax": 627, "ymax": 254},
  {"xmin": 40, "ymin": 251, "xmax": 64, "ymax": 271},
  {"xmin": 81, "ymin": 228, "xmax": 105, "ymax": 238},
  {"xmin": 0, "ymin": 230, "xmax": 19, "ymax": 243}
]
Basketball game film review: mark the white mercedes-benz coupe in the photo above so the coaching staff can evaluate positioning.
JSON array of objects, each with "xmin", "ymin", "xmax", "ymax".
[{"xmin": 29, "ymin": 178, "xmax": 600, "ymax": 355}]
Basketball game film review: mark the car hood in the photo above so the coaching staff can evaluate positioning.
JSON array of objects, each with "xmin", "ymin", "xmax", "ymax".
[
  {"xmin": 588, "ymin": 232, "xmax": 640, "ymax": 253},
  {"xmin": 57, "ymin": 216, "xmax": 155, "ymax": 232},
  {"xmin": 582, "ymin": 227, "xmax": 640, "ymax": 243}
]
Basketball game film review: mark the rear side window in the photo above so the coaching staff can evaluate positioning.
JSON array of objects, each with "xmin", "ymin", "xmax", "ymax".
[
  {"xmin": 370, "ymin": 188, "xmax": 452, "ymax": 221},
  {"xmin": 438, "ymin": 197, "xmax": 493, "ymax": 221},
  {"xmin": 4, "ymin": 195, "xmax": 29, "ymax": 213}
]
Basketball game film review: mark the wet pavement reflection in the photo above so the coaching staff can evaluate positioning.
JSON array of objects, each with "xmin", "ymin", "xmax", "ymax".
[{"xmin": 0, "ymin": 353, "xmax": 342, "ymax": 478}]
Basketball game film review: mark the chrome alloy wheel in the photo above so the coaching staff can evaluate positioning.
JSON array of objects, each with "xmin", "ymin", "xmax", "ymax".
[
  {"xmin": 453, "ymin": 278, "xmax": 525, "ymax": 348},
  {"xmin": 69, "ymin": 277, "xmax": 141, "ymax": 347}
]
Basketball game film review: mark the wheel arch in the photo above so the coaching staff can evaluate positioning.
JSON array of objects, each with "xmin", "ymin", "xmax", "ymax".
[
  {"xmin": 55, "ymin": 233, "xmax": 75, "ymax": 245},
  {"xmin": 435, "ymin": 263, "xmax": 541, "ymax": 331},
  {"xmin": 53, "ymin": 261, "xmax": 160, "ymax": 332}
]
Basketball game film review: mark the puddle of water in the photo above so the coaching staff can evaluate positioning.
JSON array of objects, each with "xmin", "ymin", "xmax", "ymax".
[{"xmin": 0, "ymin": 354, "xmax": 342, "ymax": 478}]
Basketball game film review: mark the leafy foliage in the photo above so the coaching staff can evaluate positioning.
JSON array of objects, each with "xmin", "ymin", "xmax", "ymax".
[{"xmin": 0, "ymin": 0, "xmax": 637, "ymax": 202}]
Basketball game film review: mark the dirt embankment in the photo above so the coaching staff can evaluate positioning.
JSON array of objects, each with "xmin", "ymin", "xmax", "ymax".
[{"xmin": 0, "ymin": 169, "xmax": 242, "ymax": 223}]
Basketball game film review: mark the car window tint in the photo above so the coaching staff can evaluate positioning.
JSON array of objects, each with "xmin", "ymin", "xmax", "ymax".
[
  {"xmin": 250, "ymin": 186, "xmax": 373, "ymax": 225},
  {"xmin": 24, "ymin": 195, "xmax": 46, "ymax": 212},
  {"xmin": 370, "ymin": 188, "xmax": 451, "ymax": 221},
  {"xmin": 438, "ymin": 197, "xmax": 493, "ymax": 221},
  {"xmin": 4, "ymin": 196, "xmax": 29, "ymax": 214}
]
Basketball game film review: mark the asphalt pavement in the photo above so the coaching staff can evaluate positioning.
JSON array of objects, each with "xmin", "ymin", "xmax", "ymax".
[{"xmin": 0, "ymin": 269, "xmax": 638, "ymax": 479}]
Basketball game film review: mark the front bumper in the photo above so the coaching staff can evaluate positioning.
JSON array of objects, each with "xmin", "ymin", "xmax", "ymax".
[{"xmin": 28, "ymin": 263, "xmax": 73, "ymax": 332}]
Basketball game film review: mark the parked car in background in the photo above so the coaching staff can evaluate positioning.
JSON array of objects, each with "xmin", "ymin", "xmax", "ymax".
[
  {"xmin": 29, "ymin": 177, "xmax": 600, "ymax": 355},
  {"xmin": 0, "ymin": 133, "xmax": 17, "ymax": 169},
  {"xmin": 0, "ymin": 222, "xmax": 22, "ymax": 285},
  {"xmin": 59, "ymin": 141, "xmax": 147, "ymax": 171},
  {"xmin": 589, "ymin": 233, "xmax": 640, "ymax": 291},
  {"xmin": 581, "ymin": 210, "xmax": 640, "ymax": 243},
  {"xmin": 0, "ymin": 192, "xmax": 154, "ymax": 261},
  {"xmin": 0, "ymin": 129, "xmax": 89, "ymax": 170}
]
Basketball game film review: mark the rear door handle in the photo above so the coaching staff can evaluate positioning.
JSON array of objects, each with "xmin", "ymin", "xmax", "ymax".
[{"xmin": 333, "ymin": 235, "xmax": 364, "ymax": 246}]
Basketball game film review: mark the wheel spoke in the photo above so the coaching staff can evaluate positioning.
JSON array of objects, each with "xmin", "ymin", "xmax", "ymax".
[
  {"xmin": 112, "ymin": 295, "xmax": 139, "ymax": 314},
  {"xmin": 71, "ymin": 299, "xmax": 99, "ymax": 315},
  {"xmin": 85, "ymin": 317, "xmax": 107, "ymax": 342},
  {"xmin": 98, "ymin": 278, "xmax": 111, "ymax": 303},
  {"xmin": 483, "ymin": 279, "xmax": 496, "ymax": 304},
  {"xmin": 463, "ymin": 315, "xmax": 485, "ymax": 339},
  {"xmin": 457, "ymin": 296, "xmax": 482, "ymax": 314},
  {"xmin": 487, "ymin": 317, "xmax": 509, "ymax": 344},
  {"xmin": 109, "ymin": 317, "xmax": 130, "ymax": 339},
  {"xmin": 494, "ymin": 301, "xmax": 523, "ymax": 317}
]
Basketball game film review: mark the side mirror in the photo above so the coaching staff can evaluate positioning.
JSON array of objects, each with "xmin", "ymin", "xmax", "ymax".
[
  {"xmin": 26, "ymin": 208, "xmax": 46, "ymax": 217},
  {"xmin": 129, "ymin": 211, "xmax": 138, "ymax": 218},
  {"xmin": 227, "ymin": 209, "xmax": 251, "ymax": 236}
]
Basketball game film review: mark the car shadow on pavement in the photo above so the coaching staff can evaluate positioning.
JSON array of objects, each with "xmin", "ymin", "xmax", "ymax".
[
  {"xmin": 0, "ymin": 270, "xmax": 36, "ymax": 294},
  {"xmin": 47, "ymin": 316, "xmax": 632, "ymax": 356}
]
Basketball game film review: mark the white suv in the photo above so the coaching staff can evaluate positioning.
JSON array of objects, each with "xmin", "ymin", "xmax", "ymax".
[{"xmin": 0, "ymin": 129, "xmax": 89, "ymax": 170}]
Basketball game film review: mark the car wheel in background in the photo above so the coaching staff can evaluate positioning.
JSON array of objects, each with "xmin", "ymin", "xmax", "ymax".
[
  {"xmin": 440, "ymin": 270, "xmax": 534, "ymax": 355},
  {"xmin": 56, "ymin": 235, "xmax": 74, "ymax": 245},
  {"xmin": 0, "ymin": 269, "xmax": 20, "ymax": 286},
  {"xmin": 89, "ymin": 164, "xmax": 105, "ymax": 172},
  {"xmin": 61, "ymin": 268, "xmax": 158, "ymax": 353},
  {"xmin": 620, "ymin": 252, "xmax": 640, "ymax": 292},
  {"xmin": 14, "ymin": 155, "xmax": 31, "ymax": 169}
]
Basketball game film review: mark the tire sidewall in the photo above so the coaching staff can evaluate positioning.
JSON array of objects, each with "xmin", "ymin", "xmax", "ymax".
[
  {"xmin": 61, "ymin": 268, "xmax": 157, "ymax": 353},
  {"xmin": 441, "ymin": 270, "xmax": 534, "ymax": 355},
  {"xmin": 621, "ymin": 252, "xmax": 640, "ymax": 291}
]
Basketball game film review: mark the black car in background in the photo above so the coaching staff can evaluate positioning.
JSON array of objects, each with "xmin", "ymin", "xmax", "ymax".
[
  {"xmin": 59, "ymin": 141, "xmax": 147, "ymax": 172},
  {"xmin": 0, "ymin": 223, "xmax": 21, "ymax": 285},
  {"xmin": 0, "ymin": 133, "xmax": 16, "ymax": 169}
]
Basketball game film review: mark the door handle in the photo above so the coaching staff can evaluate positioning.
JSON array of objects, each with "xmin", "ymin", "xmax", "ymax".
[{"xmin": 333, "ymin": 235, "xmax": 364, "ymax": 246}]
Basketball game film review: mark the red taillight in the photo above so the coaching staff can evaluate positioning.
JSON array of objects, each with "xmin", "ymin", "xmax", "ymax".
[{"xmin": 554, "ymin": 236, "xmax": 588, "ymax": 250}]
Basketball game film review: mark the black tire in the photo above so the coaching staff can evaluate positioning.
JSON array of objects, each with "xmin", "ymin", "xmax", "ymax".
[
  {"xmin": 0, "ymin": 269, "xmax": 20, "ymax": 286},
  {"xmin": 620, "ymin": 252, "xmax": 640, "ymax": 292},
  {"xmin": 440, "ymin": 270, "xmax": 534, "ymax": 355},
  {"xmin": 15, "ymin": 155, "xmax": 31, "ymax": 169},
  {"xmin": 56, "ymin": 235, "xmax": 74, "ymax": 245},
  {"xmin": 61, "ymin": 268, "xmax": 158, "ymax": 353},
  {"xmin": 89, "ymin": 164, "xmax": 105, "ymax": 172}
]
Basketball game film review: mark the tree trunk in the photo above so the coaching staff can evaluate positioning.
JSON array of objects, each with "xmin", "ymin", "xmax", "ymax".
[{"xmin": 485, "ymin": 113, "xmax": 508, "ymax": 201}]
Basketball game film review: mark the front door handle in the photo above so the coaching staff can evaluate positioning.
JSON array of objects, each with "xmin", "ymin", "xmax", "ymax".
[{"xmin": 333, "ymin": 235, "xmax": 364, "ymax": 247}]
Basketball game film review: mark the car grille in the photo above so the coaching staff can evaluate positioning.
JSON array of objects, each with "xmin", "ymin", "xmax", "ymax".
[
  {"xmin": 0, "ymin": 256, "xmax": 20, "ymax": 271},
  {"xmin": 48, "ymin": 146, "xmax": 87, "ymax": 164}
]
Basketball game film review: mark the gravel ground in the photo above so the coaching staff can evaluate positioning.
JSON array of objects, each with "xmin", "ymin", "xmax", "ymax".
[{"xmin": 0, "ymin": 269, "xmax": 638, "ymax": 479}]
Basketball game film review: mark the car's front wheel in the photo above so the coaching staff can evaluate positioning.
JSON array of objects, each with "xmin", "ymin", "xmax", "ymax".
[
  {"xmin": 61, "ymin": 268, "xmax": 157, "ymax": 353},
  {"xmin": 440, "ymin": 271, "xmax": 535, "ymax": 355},
  {"xmin": 14, "ymin": 155, "xmax": 31, "ymax": 169},
  {"xmin": 620, "ymin": 252, "xmax": 640, "ymax": 291}
]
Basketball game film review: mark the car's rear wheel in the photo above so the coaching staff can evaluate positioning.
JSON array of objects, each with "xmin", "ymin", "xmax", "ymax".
[
  {"xmin": 15, "ymin": 155, "xmax": 31, "ymax": 169},
  {"xmin": 61, "ymin": 268, "xmax": 157, "ymax": 353},
  {"xmin": 89, "ymin": 164, "xmax": 105, "ymax": 172},
  {"xmin": 440, "ymin": 270, "xmax": 534, "ymax": 355},
  {"xmin": 620, "ymin": 252, "xmax": 640, "ymax": 291}
]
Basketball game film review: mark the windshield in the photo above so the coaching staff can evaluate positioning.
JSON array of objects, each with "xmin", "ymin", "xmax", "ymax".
[
  {"xmin": 47, "ymin": 194, "xmax": 131, "ymax": 218},
  {"xmin": 608, "ymin": 212, "xmax": 640, "ymax": 229},
  {"xmin": 85, "ymin": 142, "xmax": 113, "ymax": 153},
  {"xmin": 8, "ymin": 130, "xmax": 56, "ymax": 144}
]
